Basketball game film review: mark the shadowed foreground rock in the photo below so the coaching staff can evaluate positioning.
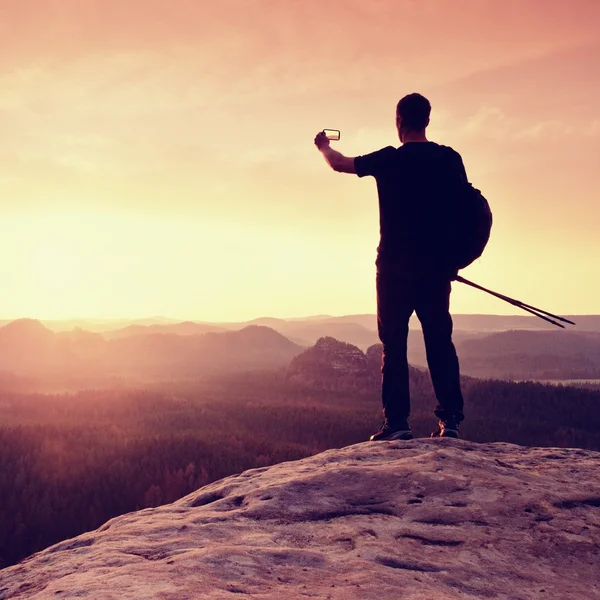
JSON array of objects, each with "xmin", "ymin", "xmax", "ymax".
[{"xmin": 1, "ymin": 439, "xmax": 599, "ymax": 599}]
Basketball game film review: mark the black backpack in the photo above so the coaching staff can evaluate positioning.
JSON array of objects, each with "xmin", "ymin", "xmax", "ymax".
[{"xmin": 448, "ymin": 182, "xmax": 493, "ymax": 270}]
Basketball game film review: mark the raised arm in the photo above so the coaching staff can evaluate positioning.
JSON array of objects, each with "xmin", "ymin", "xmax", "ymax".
[{"xmin": 314, "ymin": 131, "xmax": 356, "ymax": 174}]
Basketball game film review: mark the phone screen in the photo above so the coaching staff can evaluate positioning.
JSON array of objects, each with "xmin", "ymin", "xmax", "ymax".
[{"xmin": 323, "ymin": 129, "xmax": 340, "ymax": 141}]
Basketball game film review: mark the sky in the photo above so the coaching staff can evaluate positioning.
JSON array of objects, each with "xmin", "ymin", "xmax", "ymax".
[{"xmin": 0, "ymin": 0, "xmax": 599, "ymax": 321}]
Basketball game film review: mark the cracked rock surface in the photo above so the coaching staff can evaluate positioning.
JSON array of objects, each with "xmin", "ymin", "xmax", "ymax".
[{"xmin": 1, "ymin": 439, "xmax": 599, "ymax": 599}]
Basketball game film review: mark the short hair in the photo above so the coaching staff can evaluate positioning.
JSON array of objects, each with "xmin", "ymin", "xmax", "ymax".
[{"xmin": 396, "ymin": 93, "xmax": 431, "ymax": 131}]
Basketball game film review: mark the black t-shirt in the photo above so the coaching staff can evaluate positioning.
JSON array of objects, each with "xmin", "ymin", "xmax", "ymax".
[{"xmin": 354, "ymin": 141, "xmax": 468, "ymax": 274}]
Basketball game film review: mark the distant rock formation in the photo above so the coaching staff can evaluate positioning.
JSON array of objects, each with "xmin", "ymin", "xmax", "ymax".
[
  {"xmin": 286, "ymin": 336, "xmax": 376, "ymax": 390},
  {"xmin": 365, "ymin": 342, "xmax": 384, "ymax": 373},
  {"xmin": 286, "ymin": 338, "xmax": 431, "ymax": 393},
  {"xmin": 1, "ymin": 440, "xmax": 598, "ymax": 598}
]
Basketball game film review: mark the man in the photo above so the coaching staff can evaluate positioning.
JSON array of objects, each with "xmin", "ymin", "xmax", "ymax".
[{"xmin": 314, "ymin": 93, "xmax": 466, "ymax": 440}]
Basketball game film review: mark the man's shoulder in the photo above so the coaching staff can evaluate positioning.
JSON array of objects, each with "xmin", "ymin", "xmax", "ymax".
[
  {"xmin": 356, "ymin": 145, "xmax": 398, "ymax": 163},
  {"xmin": 432, "ymin": 143, "xmax": 468, "ymax": 179},
  {"xmin": 433, "ymin": 143, "xmax": 462, "ymax": 159},
  {"xmin": 354, "ymin": 145, "xmax": 398, "ymax": 178},
  {"xmin": 372, "ymin": 145, "xmax": 399, "ymax": 157}
]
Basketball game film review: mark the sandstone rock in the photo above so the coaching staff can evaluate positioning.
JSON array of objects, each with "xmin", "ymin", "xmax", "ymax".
[
  {"xmin": 365, "ymin": 343, "xmax": 383, "ymax": 374},
  {"xmin": 287, "ymin": 337, "xmax": 373, "ymax": 389},
  {"xmin": 1, "ymin": 439, "xmax": 599, "ymax": 599}
]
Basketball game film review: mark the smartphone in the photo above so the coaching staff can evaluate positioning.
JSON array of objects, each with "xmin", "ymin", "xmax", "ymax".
[{"xmin": 323, "ymin": 129, "xmax": 340, "ymax": 141}]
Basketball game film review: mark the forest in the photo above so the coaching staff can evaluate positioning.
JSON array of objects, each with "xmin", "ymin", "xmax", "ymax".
[{"xmin": 1, "ymin": 366, "xmax": 599, "ymax": 569}]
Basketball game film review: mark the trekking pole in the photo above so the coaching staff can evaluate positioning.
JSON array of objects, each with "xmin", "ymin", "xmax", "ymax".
[
  {"xmin": 454, "ymin": 276, "xmax": 573, "ymax": 327},
  {"xmin": 456, "ymin": 276, "xmax": 576, "ymax": 325},
  {"xmin": 454, "ymin": 275, "xmax": 576, "ymax": 328},
  {"xmin": 456, "ymin": 281, "xmax": 566, "ymax": 328}
]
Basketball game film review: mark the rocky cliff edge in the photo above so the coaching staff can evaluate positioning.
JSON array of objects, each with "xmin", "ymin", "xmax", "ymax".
[{"xmin": 1, "ymin": 439, "xmax": 599, "ymax": 599}]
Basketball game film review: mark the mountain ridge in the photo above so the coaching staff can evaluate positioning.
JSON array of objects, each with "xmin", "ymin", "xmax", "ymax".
[{"xmin": 0, "ymin": 322, "xmax": 303, "ymax": 382}]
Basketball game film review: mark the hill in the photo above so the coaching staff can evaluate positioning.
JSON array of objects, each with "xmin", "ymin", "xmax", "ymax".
[
  {"xmin": 457, "ymin": 329, "xmax": 600, "ymax": 379},
  {"xmin": 217, "ymin": 313, "xmax": 600, "ymax": 335},
  {"xmin": 0, "ymin": 321, "xmax": 303, "ymax": 388},
  {"xmin": 0, "ymin": 319, "xmax": 59, "ymax": 371},
  {"xmin": 1, "ymin": 440, "xmax": 598, "ymax": 598},
  {"xmin": 287, "ymin": 336, "xmax": 375, "ymax": 389},
  {"xmin": 2, "ymin": 315, "xmax": 600, "ymax": 387},
  {"xmin": 102, "ymin": 321, "xmax": 226, "ymax": 339},
  {"xmin": 108, "ymin": 318, "xmax": 380, "ymax": 350},
  {"xmin": 108, "ymin": 325, "xmax": 302, "ymax": 378},
  {"xmin": 406, "ymin": 329, "xmax": 600, "ymax": 380}
]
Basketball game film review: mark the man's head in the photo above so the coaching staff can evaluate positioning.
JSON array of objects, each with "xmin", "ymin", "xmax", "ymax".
[{"xmin": 396, "ymin": 93, "xmax": 431, "ymax": 142}]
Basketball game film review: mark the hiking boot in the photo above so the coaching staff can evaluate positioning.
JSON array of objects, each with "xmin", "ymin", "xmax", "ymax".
[
  {"xmin": 430, "ymin": 418, "xmax": 461, "ymax": 439},
  {"xmin": 370, "ymin": 420, "xmax": 413, "ymax": 441}
]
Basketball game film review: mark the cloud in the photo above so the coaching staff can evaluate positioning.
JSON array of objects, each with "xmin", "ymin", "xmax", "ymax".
[
  {"xmin": 1, "ymin": 1, "xmax": 598, "ymax": 214},
  {"xmin": 453, "ymin": 106, "xmax": 600, "ymax": 143}
]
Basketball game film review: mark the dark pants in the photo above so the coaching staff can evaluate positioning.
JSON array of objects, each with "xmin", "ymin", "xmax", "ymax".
[{"xmin": 376, "ymin": 264, "xmax": 464, "ymax": 425}]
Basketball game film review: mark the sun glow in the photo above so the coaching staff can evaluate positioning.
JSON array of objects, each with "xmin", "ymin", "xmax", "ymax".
[
  {"xmin": 0, "ymin": 1, "xmax": 598, "ymax": 320},
  {"xmin": 31, "ymin": 229, "xmax": 85, "ymax": 292},
  {"xmin": 1, "ymin": 211, "xmax": 376, "ymax": 321}
]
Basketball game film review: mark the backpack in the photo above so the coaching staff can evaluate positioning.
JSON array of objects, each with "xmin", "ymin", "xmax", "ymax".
[{"xmin": 447, "ymin": 182, "xmax": 493, "ymax": 270}]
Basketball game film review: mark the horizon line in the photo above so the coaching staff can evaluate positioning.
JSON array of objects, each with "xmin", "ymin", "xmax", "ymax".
[{"xmin": 0, "ymin": 312, "xmax": 597, "ymax": 324}]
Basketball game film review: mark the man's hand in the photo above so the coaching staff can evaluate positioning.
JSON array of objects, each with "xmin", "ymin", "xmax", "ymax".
[
  {"xmin": 314, "ymin": 130, "xmax": 356, "ymax": 173},
  {"xmin": 314, "ymin": 131, "xmax": 331, "ymax": 152}
]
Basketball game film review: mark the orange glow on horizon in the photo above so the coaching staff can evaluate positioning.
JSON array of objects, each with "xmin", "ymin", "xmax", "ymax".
[{"xmin": 0, "ymin": 0, "xmax": 599, "ymax": 320}]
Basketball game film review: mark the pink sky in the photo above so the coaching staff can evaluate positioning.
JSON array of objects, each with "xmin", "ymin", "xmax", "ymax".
[{"xmin": 0, "ymin": 0, "xmax": 599, "ymax": 319}]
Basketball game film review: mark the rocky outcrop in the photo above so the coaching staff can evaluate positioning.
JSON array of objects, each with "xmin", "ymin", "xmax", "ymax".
[
  {"xmin": 1, "ymin": 439, "xmax": 599, "ymax": 599},
  {"xmin": 365, "ymin": 342, "xmax": 384, "ymax": 373},
  {"xmin": 287, "ymin": 338, "xmax": 431, "ymax": 393},
  {"xmin": 286, "ymin": 336, "xmax": 374, "ymax": 390}
]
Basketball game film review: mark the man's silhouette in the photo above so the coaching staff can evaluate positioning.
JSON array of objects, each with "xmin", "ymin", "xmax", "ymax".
[{"xmin": 314, "ymin": 93, "xmax": 466, "ymax": 440}]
